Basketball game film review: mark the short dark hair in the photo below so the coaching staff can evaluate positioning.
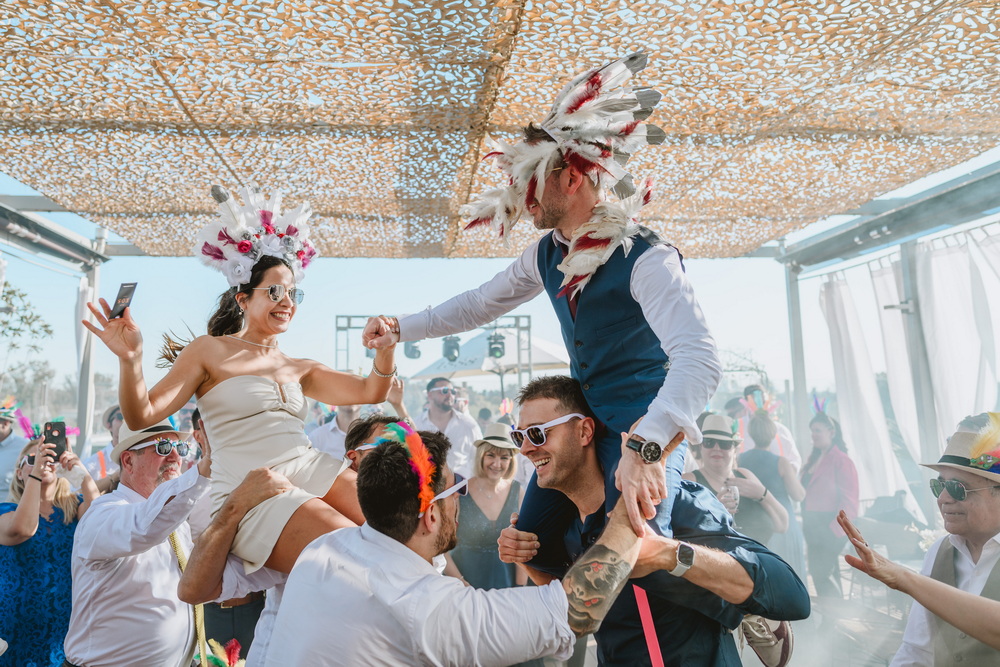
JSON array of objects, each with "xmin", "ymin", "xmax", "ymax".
[
  {"xmin": 357, "ymin": 430, "xmax": 451, "ymax": 544},
  {"xmin": 426, "ymin": 377, "xmax": 451, "ymax": 393},
  {"xmin": 191, "ymin": 408, "xmax": 202, "ymax": 430},
  {"xmin": 478, "ymin": 407, "xmax": 492, "ymax": 421},
  {"xmin": 516, "ymin": 375, "xmax": 594, "ymax": 420},
  {"xmin": 743, "ymin": 384, "xmax": 766, "ymax": 399},
  {"xmin": 724, "ymin": 397, "xmax": 743, "ymax": 412},
  {"xmin": 344, "ymin": 415, "xmax": 398, "ymax": 453}
]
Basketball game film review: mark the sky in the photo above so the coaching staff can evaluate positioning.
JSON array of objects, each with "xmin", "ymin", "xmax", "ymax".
[{"xmin": 3, "ymin": 145, "xmax": 1000, "ymax": 415}]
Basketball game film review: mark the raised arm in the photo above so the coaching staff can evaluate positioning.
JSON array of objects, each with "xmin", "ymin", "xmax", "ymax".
[
  {"xmin": 301, "ymin": 317, "xmax": 396, "ymax": 406},
  {"xmin": 0, "ymin": 438, "xmax": 49, "ymax": 545}
]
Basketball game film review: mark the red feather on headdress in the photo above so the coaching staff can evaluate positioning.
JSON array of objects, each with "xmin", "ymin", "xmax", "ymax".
[{"xmin": 404, "ymin": 428, "xmax": 437, "ymax": 515}]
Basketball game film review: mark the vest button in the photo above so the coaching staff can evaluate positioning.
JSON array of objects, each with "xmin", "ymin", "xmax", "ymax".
[
  {"xmin": 959, "ymin": 632, "xmax": 967, "ymax": 639},
  {"xmin": 583, "ymin": 384, "xmax": 591, "ymax": 391},
  {"xmin": 580, "ymin": 362, "xmax": 589, "ymax": 370},
  {"xmin": 575, "ymin": 340, "xmax": 583, "ymax": 347}
]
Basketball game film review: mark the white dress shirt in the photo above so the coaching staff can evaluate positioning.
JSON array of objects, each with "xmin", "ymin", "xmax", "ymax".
[
  {"xmin": 64, "ymin": 467, "xmax": 210, "ymax": 667},
  {"xmin": 412, "ymin": 409, "xmax": 483, "ymax": 478},
  {"xmin": 891, "ymin": 532, "xmax": 1000, "ymax": 666},
  {"xmin": 213, "ymin": 555, "xmax": 288, "ymax": 667},
  {"xmin": 263, "ymin": 523, "xmax": 575, "ymax": 666},
  {"xmin": 307, "ymin": 418, "xmax": 349, "ymax": 460},
  {"xmin": 399, "ymin": 233, "xmax": 721, "ymax": 447}
]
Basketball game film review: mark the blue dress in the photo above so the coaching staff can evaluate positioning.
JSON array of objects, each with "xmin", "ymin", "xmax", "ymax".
[
  {"xmin": 0, "ymin": 501, "xmax": 79, "ymax": 667},
  {"xmin": 452, "ymin": 482, "xmax": 521, "ymax": 590}
]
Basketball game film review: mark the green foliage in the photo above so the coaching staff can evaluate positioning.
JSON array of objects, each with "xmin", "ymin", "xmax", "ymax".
[{"xmin": 0, "ymin": 285, "xmax": 54, "ymax": 354}]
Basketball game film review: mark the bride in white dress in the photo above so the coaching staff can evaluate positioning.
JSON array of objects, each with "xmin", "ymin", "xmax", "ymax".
[{"xmin": 83, "ymin": 186, "xmax": 397, "ymax": 573}]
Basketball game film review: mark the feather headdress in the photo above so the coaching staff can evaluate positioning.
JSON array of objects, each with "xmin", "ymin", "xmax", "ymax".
[
  {"xmin": 379, "ymin": 421, "xmax": 438, "ymax": 516},
  {"xmin": 968, "ymin": 413, "xmax": 1000, "ymax": 474},
  {"xmin": 0, "ymin": 395, "xmax": 19, "ymax": 422},
  {"xmin": 924, "ymin": 412, "xmax": 1000, "ymax": 481},
  {"xmin": 194, "ymin": 185, "xmax": 318, "ymax": 287},
  {"xmin": 462, "ymin": 53, "xmax": 665, "ymax": 295}
]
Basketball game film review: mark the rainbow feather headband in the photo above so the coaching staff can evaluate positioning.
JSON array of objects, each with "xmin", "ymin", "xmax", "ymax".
[
  {"xmin": 967, "ymin": 412, "xmax": 1000, "ymax": 474},
  {"xmin": 376, "ymin": 422, "xmax": 437, "ymax": 515}
]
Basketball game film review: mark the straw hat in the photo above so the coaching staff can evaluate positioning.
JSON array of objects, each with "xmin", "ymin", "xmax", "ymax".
[
  {"xmin": 112, "ymin": 420, "xmax": 188, "ymax": 464},
  {"xmin": 922, "ymin": 413, "xmax": 1000, "ymax": 483},
  {"xmin": 473, "ymin": 422, "xmax": 518, "ymax": 450},
  {"xmin": 102, "ymin": 404, "xmax": 122, "ymax": 429},
  {"xmin": 700, "ymin": 414, "xmax": 742, "ymax": 443}
]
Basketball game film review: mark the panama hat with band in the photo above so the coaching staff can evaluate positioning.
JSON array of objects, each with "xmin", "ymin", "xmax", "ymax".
[
  {"xmin": 921, "ymin": 412, "xmax": 1000, "ymax": 484},
  {"xmin": 113, "ymin": 420, "xmax": 189, "ymax": 464},
  {"xmin": 700, "ymin": 414, "xmax": 742, "ymax": 444},
  {"xmin": 473, "ymin": 422, "xmax": 519, "ymax": 450}
]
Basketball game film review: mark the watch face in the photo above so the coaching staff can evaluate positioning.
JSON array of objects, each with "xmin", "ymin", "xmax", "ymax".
[
  {"xmin": 641, "ymin": 441, "xmax": 662, "ymax": 463},
  {"xmin": 678, "ymin": 543, "xmax": 695, "ymax": 567}
]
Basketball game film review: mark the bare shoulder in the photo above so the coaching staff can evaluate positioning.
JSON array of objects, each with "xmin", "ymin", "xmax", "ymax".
[{"xmin": 736, "ymin": 467, "xmax": 760, "ymax": 482}]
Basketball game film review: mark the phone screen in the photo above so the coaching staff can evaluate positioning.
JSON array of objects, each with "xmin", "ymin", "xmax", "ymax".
[
  {"xmin": 108, "ymin": 282, "xmax": 137, "ymax": 319},
  {"xmin": 44, "ymin": 421, "xmax": 67, "ymax": 460}
]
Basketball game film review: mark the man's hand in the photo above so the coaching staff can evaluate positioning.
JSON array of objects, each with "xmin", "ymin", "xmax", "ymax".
[
  {"xmin": 196, "ymin": 419, "xmax": 212, "ymax": 479},
  {"xmin": 838, "ymin": 510, "xmax": 905, "ymax": 590},
  {"xmin": 632, "ymin": 530, "xmax": 672, "ymax": 579},
  {"xmin": 615, "ymin": 426, "xmax": 685, "ymax": 536},
  {"xmin": 497, "ymin": 512, "xmax": 540, "ymax": 563},
  {"xmin": 362, "ymin": 316, "xmax": 399, "ymax": 350},
  {"xmin": 228, "ymin": 468, "xmax": 294, "ymax": 515}
]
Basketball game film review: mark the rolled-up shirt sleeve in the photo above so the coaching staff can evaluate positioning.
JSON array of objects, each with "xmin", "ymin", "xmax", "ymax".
[
  {"xmin": 216, "ymin": 555, "xmax": 286, "ymax": 602},
  {"xmin": 75, "ymin": 467, "xmax": 210, "ymax": 561},
  {"xmin": 727, "ymin": 544, "xmax": 811, "ymax": 621},
  {"xmin": 419, "ymin": 579, "xmax": 575, "ymax": 666},
  {"xmin": 630, "ymin": 245, "xmax": 722, "ymax": 446},
  {"xmin": 398, "ymin": 241, "xmax": 544, "ymax": 341}
]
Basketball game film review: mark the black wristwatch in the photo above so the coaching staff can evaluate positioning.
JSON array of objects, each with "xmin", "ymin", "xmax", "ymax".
[
  {"xmin": 668, "ymin": 541, "xmax": 695, "ymax": 577},
  {"xmin": 626, "ymin": 436, "xmax": 663, "ymax": 464}
]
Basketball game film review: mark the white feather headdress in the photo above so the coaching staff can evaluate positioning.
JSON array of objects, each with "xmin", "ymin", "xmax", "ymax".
[
  {"xmin": 462, "ymin": 52, "xmax": 664, "ymax": 241},
  {"xmin": 194, "ymin": 185, "xmax": 318, "ymax": 287}
]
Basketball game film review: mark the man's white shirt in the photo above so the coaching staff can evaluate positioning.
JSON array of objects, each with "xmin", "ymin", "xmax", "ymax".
[
  {"xmin": 398, "ymin": 233, "xmax": 721, "ymax": 447},
  {"xmin": 307, "ymin": 417, "xmax": 349, "ymax": 460},
  {"xmin": 263, "ymin": 523, "xmax": 575, "ymax": 666},
  {"xmin": 64, "ymin": 467, "xmax": 210, "ymax": 667},
  {"xmin": 890, "ymin": 532, "xmax": 1000, "ymax": 666},
  {"xmin": 412, "ymin": 409, "xmax": 482, "ymax": 478}
]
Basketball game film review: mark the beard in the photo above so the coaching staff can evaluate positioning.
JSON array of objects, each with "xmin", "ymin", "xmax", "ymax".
[
  {"xmin": 435, "ymin": 512, "xmax": 459, "ymax": 555},
  {"xmin": 530, "ymin": 191, "xmax": 568, "ymax": 230}
]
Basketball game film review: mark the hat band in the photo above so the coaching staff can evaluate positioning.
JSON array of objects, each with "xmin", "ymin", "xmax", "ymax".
[
  {"xmin": 483, "ymin": 436, "xmax": 511, "ymax": 443},
  {"xmin": 940, "ymin": 453, "xmax": 1000, "ymax": 475},
  {"xmin": 702, "ymin": 429, "xmax": 736, "ymax": 439}
]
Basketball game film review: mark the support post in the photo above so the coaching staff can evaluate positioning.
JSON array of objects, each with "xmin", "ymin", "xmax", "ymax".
[
  {"xmin": 76, "ymin": 228, "xmax": 106, "ymax": 454},
  {"xmin": 785, "ymin": 261, "xmax": 810, "ymax": 453}
]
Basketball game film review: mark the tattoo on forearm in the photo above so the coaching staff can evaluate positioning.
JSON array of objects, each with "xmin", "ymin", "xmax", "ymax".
[{"xmin": 564, "ymin": 544, "xmax": 633, "ymax": 637}]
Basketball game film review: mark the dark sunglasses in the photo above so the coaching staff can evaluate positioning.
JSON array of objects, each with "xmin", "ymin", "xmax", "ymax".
[
  {"xmin": 701, "ymin": 438, "xmax": 736, "ymax": 451},
  {"xmin": 930, "ymin": 478, "xmax": 1000, "ymax": 501},
  {"xmin": 510, "ymin": 414, "xmax": 585, "ymax": 449},
  {"xmin": 18, "ymin": 454, "xmax": 38, "ymax": 468},
  {"xmin": 429, "ymin": 387, "xmax": 457, "ymax": 396},
  {"xmin": 253, "ymin": 284, "xmax": 305, "ymax": 304},
  {"xmin": 130, "ymin": 438, "xmax": 191, "ymax": 457}
]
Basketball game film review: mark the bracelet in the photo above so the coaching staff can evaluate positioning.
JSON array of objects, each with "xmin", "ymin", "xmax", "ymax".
[
  {"xmin": 28, "ymin": 474, "xmax": 43, "ymax": 483},
  {"xmin": 371, "ymin": 361, "xmax": 397, "ymax": 378},
  {"xmin": 760, "ymin": 488, "xmax": 768, "ymax": 501}
]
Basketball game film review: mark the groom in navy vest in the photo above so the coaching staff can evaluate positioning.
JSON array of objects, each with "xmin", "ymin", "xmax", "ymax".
[{"xmin": 364, "ymin": 54, "xmax": 722, "ymax": 572}]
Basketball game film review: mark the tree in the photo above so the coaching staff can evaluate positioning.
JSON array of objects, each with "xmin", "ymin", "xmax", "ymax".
[{"xmin": 0, "ymin": 285, "xmax": 54, "ymax": 354}]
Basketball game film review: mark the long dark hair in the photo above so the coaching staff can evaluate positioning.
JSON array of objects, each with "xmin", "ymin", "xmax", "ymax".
[
  {"xmin": 159, "ymin": 255, "xmax": 291, "ymax": 365},
  {"xmin": 802, "ymin": 412, "xmax": 847, "ymax": 481}
]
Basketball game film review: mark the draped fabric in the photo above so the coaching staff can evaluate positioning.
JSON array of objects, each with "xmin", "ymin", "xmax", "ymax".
[
  {"xmin": 915, "ymin": 239, "xmax": 997, "ymax": 441},
  {"xmin": 819, "ymin": 274, "xmax": 925, "ymax": 523},
  {"xmin": 869, "ymin": 260, "xmax": 922, "ymax": 465}
]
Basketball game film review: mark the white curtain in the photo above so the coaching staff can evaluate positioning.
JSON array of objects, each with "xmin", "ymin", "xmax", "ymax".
[
  {"xmin": 869, "ymin": 260, "xmax": 921, "ymax": 464},
  {"xmin": 916, "ymin": 239, "xmax": 997, "ymax": 441},
  {"xmin": 820, "ymin": 274, "xmax": 925, "ymax": 523}
]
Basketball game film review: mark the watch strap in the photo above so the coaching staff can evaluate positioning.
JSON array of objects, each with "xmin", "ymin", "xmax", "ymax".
[{"xmin": 668, "ymin": 542, "xmax": 693, "ymax": 577}]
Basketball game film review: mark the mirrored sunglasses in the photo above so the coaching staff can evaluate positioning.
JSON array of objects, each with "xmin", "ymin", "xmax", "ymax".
[
  {"xmin": 510, "ymin": 413, "xmax": 586, "ymax": 449},
  {"xmin": 930, "ymin": 478, "xmax": 1000, "ymax": 502},
  {"xmin": 701, "ymin": 438, "xmax": 736, "ymax": 451},
  {"xmin": 253, "ymin": 284, "xmax": 305, "ymax": 304},
  {"xmin": 129, "ymin": 438, "xmax": 191, "ymax": 457}
]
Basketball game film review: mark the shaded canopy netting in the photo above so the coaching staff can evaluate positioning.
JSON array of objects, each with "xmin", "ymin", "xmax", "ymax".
[{"xmin": 1, "ymin": 0, "xmax": 997, "ymax": 259}]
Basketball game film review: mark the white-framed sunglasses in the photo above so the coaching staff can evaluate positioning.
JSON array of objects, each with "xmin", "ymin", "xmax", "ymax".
[
  {"xmin": 418, "ymin": 473, "xmax": 468, "ymax": 517},
  {"xmin": 510, "ymin": 413, "xmax": 586, "ymax": 449},
  {"xmin": 253, "ymin": 284, "xmax": 305, "ymax": 304},
  {"xmin": 129, "ymin": 438, "xmax": 192, "ymax": 457}
]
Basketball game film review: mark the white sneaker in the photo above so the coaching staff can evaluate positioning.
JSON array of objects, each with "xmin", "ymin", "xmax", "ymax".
[{"xmin": 741, "ymin": 614, "xmax": 793, "ymax": 667}]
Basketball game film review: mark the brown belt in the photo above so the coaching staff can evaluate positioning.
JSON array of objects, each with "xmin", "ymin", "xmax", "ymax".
[{"xmin": 213, "ymin": 590, "xmax": 265, "ymax": 609}]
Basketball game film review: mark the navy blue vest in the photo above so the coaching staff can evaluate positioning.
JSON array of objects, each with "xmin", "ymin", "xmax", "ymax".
[{"xmin": 537, "ymin": 226, "xmax": 673, "ymax": 436}]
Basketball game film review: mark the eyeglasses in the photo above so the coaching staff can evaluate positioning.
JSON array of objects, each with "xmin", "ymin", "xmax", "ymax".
[
  {"xmin": 930, "ymin": 478, "xmax": 1000, "ymax": 501},
  {"xmin": 510, "ymin": 413, "xmax": 586, "ymax": 449},
  {"xmin": 253, "ymin": 284, "xmax": 305, "ymax": 304},
  {"xmin": 702, "ymin": 438, "xmax": 736, "ymax": 451},
  {"xmin": 429, "ymin": 387, "xmax": 456, "ymax": 396},
  {"xmin": 18, "ymin": 454, "xmax": 37, "ymax": 468},
  {"xmin": 419, "ymin": 473, "xmax": 468, "ymax": 516},
  {"xmin": 129, "ymin": 438, "xmax": 191, "ymax": 457}
]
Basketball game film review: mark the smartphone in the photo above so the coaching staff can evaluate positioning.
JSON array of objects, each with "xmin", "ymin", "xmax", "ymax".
[
  {"xmin": 44, "ymin": 421, "xmax": 67, "ymax": 460},
  {"xmin": 108, "ymin": 282, "xmax": 137, "ymax": 319}
]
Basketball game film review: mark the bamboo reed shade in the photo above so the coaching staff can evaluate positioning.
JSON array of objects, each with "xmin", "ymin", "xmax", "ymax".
[{"xmin": 1, "ymin": 0, "xmax": 997, "ymax": 258}]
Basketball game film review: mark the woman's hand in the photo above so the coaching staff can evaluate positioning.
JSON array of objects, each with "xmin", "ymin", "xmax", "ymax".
[
  {"xmin": 362, "ymin": 316, "xmax": 399, "ymax": 350},
  {"xmin": 726, "ymin": 474, "xmax": 766, "ymax": 502},
  {"xmin": 30, "ymin": 438, "xmax": 56, "ymax": 477},
  {"xmin": 82, "ymin": 299, "xmax": 143, "ymax": 360},
  {"xmin": 59, "ymin": 448, "xmax": 91, "ymax": 478}
]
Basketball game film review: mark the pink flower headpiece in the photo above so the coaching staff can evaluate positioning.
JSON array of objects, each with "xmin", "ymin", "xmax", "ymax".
[{"xmin": 195, "ymin": 185, "xmax": 318, "ymax": 287}]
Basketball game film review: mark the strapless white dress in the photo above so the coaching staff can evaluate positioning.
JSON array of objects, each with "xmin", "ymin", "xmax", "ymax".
[{"xmin": 198, "ymin": 375, "xmax": 344, "ymax": 572}]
